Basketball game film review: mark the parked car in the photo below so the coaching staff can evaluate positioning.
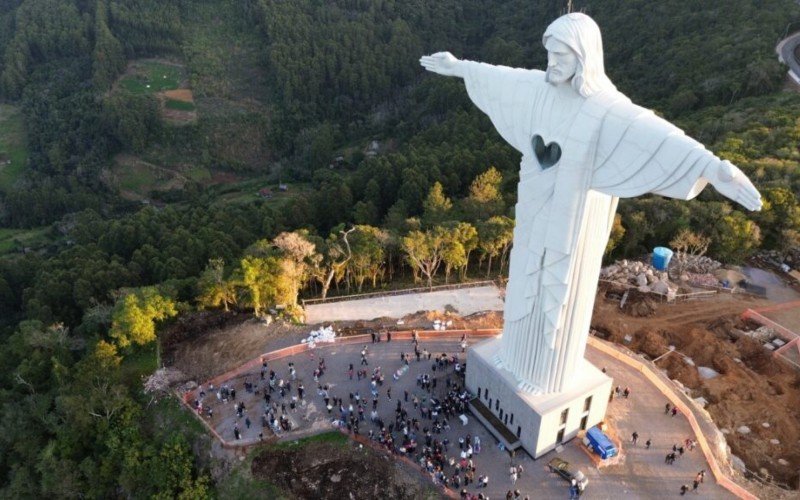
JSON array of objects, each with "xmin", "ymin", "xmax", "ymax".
[
  {"xmin": 548, "ymin": 457, "xmax": 588, "ymax": 492},
  {"xmin": 584, "ymin": 426, "xmax": 618, "ymax": 459}
]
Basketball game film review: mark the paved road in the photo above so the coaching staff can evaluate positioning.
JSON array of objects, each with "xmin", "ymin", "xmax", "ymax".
[
  {"xmin": 777, "ymin": 30, "xmax": 800, "ymax": 84},
  {"xmin": 305, "ymin": 285, "xmax": 504, "ymax": 323}
]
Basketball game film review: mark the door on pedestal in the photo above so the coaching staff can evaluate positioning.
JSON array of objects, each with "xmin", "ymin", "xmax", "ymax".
[{"xmin": 556, "ymin": 427, "xmax": 565, "ymax": 444}]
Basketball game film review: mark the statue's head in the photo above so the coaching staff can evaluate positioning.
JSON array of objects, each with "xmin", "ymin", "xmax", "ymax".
[{"xmin": 542, "ymin": 13, "xmax": 615, "ymax": 97}]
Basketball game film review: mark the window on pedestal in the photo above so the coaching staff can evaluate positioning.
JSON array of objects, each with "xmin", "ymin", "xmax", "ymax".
[
  {"xmin": 517, "ymin": 426, "xmax": 521, "ymax": 438},
  {"xmin": 495, "ymin": 400, "xmax": 499, "ymax": 411},
  {"xmin": 484, "ymin": 388, "xmax": 489, "ymax": 400},
  {"xmin": 556, "ymin": 427, "xmax": 565, "ymax": 444},
  {"xmin": 504, "ymin": 413, "xmax": 508, "ymax": 425},
  {"xmin": 510, "ymin": 414, "xmax": 514, "ymax": 425},
  {"xmin": 499, "ymin": 409, "xmax": 504, "ymax": 420},
  {"xmin": 477, "ymin": 387, "xmax": 481, "ymax": 399},
  {"xmin": 489, "ymin": 398, "xmax": 492, "ymax": 408},
  {"xmin": 583, "ymin": 396, "xmax": 592, "ymax": 413},
  {"xmin": 559, "ymin": 408, "xmax": 569, "ymax": 425},
  {"xmin": 580, "ymin": 414, "xmax": 588, "ymax": 431}
]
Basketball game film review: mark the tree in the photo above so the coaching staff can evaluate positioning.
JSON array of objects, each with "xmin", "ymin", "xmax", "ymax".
[
  {"xmin": 347, "ymin": 225, "xmax": 387, "ymax": 292},
  {"xmin": 711, "ymin": 212, "xmax": 761, "ymax": 264},
  {"xmin": 605, "ymin": 213, "xmax": 625, "ymax": 257},
  {"xmin": 441, "ymin": 231, "xmax": 466, "ymax": 284},
  {"xmin": 109, "ymin": 287, "xmax": 177, "ymax": 349},
  {"xmin": 196, "ymin": 258, "xmax": 236, "ymax": 312},
  {"xmin": 402, "ymin": 226, "xmax": 447, "ymax": 288},
  {"xmin": 452, "ymin": 221, "xmax": 479, "ymax": 280},
  {"xmin": 779, "ymin": 228, "xmax": 800, "ymax": 262},
  {"xmin": 273, "ymin": 230, "xmax": 317, "ymax": 306},
  {"xmin": 238, "ymin": 255, "xmax": 282, "ymax": 317},
  {"xmin": 461, "ymin": 167, "xmax": 505, "ymax": 221},
  {"xmin": 310, "ymin": 227, "xmax": 354, "ymax": 299},
  {"xmin": 670, "ymin": 228, "xmax": 711, "ymax": 276},
  {"xmin": 477, "ymin": 216, "xmax": 514, "ymax": 277},
  {"xmin": 422, "ymin": 181, "xmax": 453, "ymax": 225}
]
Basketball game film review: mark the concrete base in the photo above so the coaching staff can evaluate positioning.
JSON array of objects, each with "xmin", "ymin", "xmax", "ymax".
[{"xmin": 465, "ymin": 337, "xmax": 613, "ymax": 458}]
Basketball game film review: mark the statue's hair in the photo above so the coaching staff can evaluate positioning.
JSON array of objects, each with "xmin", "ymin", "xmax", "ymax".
[{"xmin": 542, "ymin": 13, "xmax": 616, "ymax": 97}]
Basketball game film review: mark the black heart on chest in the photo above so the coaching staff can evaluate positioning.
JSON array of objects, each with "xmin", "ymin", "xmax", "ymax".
[{"xmin": 531, "ymin": 134, "xmax": 561, "ymax": 170}]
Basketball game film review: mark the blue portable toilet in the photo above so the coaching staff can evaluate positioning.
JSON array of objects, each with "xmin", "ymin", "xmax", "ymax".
[{"xmin": 652, "ymin": 247, "xmax": 674, "ymax": 271}]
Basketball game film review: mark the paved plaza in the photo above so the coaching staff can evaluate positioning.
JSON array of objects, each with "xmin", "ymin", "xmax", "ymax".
[
  {"xmin": 193, "ymin": 334, "xmax": 733, "ymax": 499},
  {"xmin": 304, "ymin": 285, "xmax": 504, "ymax": 323}
]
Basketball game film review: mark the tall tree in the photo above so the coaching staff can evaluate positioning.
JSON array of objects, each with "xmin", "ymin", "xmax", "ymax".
[
  {"xmin": 310, "ymin": 227, "xmax": 354, "ymax": 299},
  {"xmin": 402, "ymin": 226, "xmax": 447, "ymax": 288},
  {"xmin": 196, "ymin": 258, "xmax": 236, "ymax": 312},
  {"xmin": 272, "ymin": 230, "xmax": 317, "ymax": 306},
  {"xmin": 109, "ymin": 287, "xmax": 177, "ymax": 349},
  {"xmin": 238, "ymin": 255, "xmax": 282, "ymax": 317},
  {"xmin": 347, "ymin": 225, "xmax": 386, "ymax": 292},
  {"xmin": 461, "ymin": 166, "xmax": 505, "ymax": 221},
  {"xmin": 422, "ymin": 181, "xmax": 453, "ymax": 226}
]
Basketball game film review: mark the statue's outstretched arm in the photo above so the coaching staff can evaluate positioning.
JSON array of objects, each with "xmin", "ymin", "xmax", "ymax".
[
  {"xmin": 702, "ymin": 160, "xmax": 762, "ymax": 211},
  {"xmin": 419, "ymin": 52, "xmax": 465, "ymax": 78}
]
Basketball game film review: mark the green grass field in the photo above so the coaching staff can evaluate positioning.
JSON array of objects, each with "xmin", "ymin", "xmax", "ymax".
[
  {"xmin": 165, "ymin": 99, "xmax": 196, "ymax": 111},
  {"xmin": 120, "ymin": 61, "xmax": 183, "ymax": 94},
  {"xmin": 0, "ymin": 104, "xmax": 28, "ymax": 190},
  {"xmin": 116, "ymin": 162, "xmax": 161, "ymax": 193},
  {"xmin": 0, "ymin": 227, "xmax": 52, "ymax": 254}
]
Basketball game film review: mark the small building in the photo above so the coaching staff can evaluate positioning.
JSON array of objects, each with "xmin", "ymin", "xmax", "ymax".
[{"xmin": 258, "ymin": 187, "xmax": 273, "ymax": 198}]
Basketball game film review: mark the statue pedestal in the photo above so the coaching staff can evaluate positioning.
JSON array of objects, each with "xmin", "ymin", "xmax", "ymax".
[{"xmin": 465, "ymin": 337, "xmax": 612, "ymax": 458}]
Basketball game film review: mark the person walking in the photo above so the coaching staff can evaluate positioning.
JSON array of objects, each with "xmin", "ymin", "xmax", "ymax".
[
  {"xmin": 631, "ymin": 431, "xmax": 639, "ymax": 445},
  {"xmin": 692, "ymin": 479, "xmax": 700, "ymax": 494},
  {"xmin": 680, "ymin": 484, "xmax": 689, "ymax": 496},
  {"xmin": 645, "ymin": 438, "xmax": 651, "ymax": 449}
]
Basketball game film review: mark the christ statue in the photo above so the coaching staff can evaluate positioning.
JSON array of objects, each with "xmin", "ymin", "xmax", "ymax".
[{"xmin": 420, "ymin": 13, "xmax": 762, "ymax": 395}]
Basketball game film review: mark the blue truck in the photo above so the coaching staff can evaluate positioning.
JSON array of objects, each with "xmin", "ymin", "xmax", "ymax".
[{"xmin": 583, "ymin": 426, "xmax": 618, "ymax": 459}]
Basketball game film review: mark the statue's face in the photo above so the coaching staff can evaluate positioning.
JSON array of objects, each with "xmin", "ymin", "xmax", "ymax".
[{"xmin": 545, "ymin": 38, "xmax": 578, "ymax": 85}]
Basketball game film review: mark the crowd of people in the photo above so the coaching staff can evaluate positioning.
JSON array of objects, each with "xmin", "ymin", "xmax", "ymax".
[{"xmin": 189, "ymin": 333, "xmax": 716, "ymax": 498}]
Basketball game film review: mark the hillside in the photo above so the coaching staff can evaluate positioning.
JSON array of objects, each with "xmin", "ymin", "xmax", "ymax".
[{"xmin": 0, "ymin": 0, "xmax": 799, "ymax": 497}]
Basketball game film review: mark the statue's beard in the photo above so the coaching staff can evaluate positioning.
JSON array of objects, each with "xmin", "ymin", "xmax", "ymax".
[{"xmin": 545, "ymin": 68, "xmax": 575, "ymax": 85}]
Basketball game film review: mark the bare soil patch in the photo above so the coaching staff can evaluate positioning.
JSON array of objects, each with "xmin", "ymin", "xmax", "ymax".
[
  {"xmin": 592, "ymin": 291, "xmax": 800, "ymax": 488},
  {"xmin": 251, "ymin": 440, "xmax": 434, "ymax": 499},
  {"xmin": 162, "ymin": 88, "xmax": 194, "ymax": 102}
]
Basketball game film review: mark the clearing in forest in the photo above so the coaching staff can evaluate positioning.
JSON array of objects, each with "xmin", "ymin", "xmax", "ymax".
[
  {"xmin": 117, "ymin": 59, "xmax": 198, "ymax": 125},
  {"xmin": 0, "ymin": 104, "xmax": 27, "ymax": 190}
]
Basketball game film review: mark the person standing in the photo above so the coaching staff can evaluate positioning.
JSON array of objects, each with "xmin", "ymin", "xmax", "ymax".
[{"xmin": 645, "ymin": 438, "xmax": 651, "ymax": 449}]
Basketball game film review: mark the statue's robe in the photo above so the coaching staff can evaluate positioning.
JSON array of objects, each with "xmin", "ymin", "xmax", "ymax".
[{"xmin": 462, "ymin": 61, "xmax": 719, "ymax": 393}]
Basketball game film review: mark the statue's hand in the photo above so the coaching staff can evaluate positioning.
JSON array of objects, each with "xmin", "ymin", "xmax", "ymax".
[
  {"xmin": 707, "ymin": 160, "xmax": 763, "ymax": 211},
  {"xmin": 419, "ymin": 52, "xmax": 463, "ymax": 78}
]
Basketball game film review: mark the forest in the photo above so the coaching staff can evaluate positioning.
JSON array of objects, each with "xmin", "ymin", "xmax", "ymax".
[{"xmin": 0, "ymin": 0, "xmax": 799, "ymax": 497}]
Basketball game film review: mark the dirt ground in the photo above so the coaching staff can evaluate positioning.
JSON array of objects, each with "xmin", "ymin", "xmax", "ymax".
[
  {"xmin": 251, "ymin": 440, "xmax": 436, "ymax": 499},
  {"xmin": 592, "ymin": 289, "xmax": 800, "ymax": 489},
  {"xmin": 167, "ymin": 288, "xmax": 800, "ymax": 489}
]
